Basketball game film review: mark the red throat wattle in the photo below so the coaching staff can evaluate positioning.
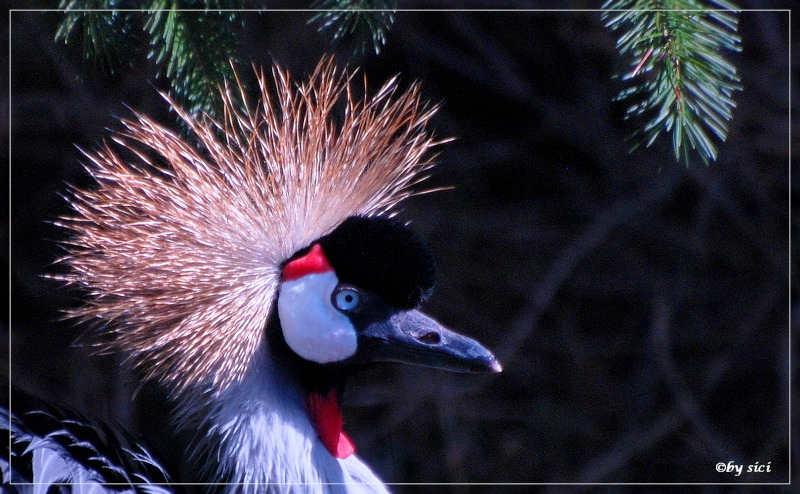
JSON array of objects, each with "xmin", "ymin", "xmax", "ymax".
[
  {"xmin": 305, "ymin": 389, "xmax": 355, "ymax": 459},
  {"xmin": 286, "ymin": 244, "xmax": 354, "ymax": 458}
]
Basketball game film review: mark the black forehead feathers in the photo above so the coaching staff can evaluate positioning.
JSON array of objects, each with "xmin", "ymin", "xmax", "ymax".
[{"xmin": 319, "ymin": 216, "xmax": 435, "ymax": 309}]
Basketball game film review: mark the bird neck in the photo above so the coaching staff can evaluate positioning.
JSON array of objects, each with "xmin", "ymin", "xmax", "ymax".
[
  {"xmin": 195, "ymin": 342, "xmax": 342, "ymax": 490},
  {"xmin": 268, "ymin": 309, "xmax": 356, "ymax": 460},
  {"xmin": 185, "ymin": 320, "xmax": 380, "ymax": 491}
]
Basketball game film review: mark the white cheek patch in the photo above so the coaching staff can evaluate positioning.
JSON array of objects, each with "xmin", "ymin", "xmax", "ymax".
[{"xmin": 277, "ymin": 271, "xmax": 358, "ymax": 364}]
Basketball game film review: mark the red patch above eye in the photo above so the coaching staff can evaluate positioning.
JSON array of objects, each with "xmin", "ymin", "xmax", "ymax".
[{"xmin": 282, "ymin": 243, "xmax": 333, "ymax": 281}]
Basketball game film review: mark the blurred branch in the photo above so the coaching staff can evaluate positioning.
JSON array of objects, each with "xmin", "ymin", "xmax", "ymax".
[
  {"xmin": 496, "ymin": 171, "xmax": 682, "ymax": 367},
  {"xmin": 687, "ymin": 165, "xmax": 787, "ymax": 274},
  {"xmin": 650, "ymin": 297, "xmax": 745, "ymax": 463},
  {"xmin": 571, "ymin": 291, "xmax": 773, "ymax": 483},
  {"xmin": 570, "ymin": 411, "xmax": 682, "ymax": 485},
  {"xmin": 27, "ymin": 13, "xmax": 111, "ymax": 137}
]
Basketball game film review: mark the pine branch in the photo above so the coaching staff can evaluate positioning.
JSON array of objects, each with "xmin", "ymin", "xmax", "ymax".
[
  {"xmin": 144, "ymin": 0, "xmax": 242, "ymax": 117},
  {"xmin": 55, "ymin": 1, "xmax": 244, "ymax": 118},
  {"xmin": 56, "ymin": 0, "xmax": 139, "ymax": 73},
  {"xmin": 309, "ymin": 0, "xmax": 396, "ymax": 55},
  {"xmin": 602, "ymin": 0, "xmax": 742, "ymax": 166}
]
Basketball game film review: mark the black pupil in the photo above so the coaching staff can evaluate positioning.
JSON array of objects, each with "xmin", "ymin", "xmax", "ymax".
[{"xmin": 344, "ymin": 294, "xmax": 353, "ymax": 303}]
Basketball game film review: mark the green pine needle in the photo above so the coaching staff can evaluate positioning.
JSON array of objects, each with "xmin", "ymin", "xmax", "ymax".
[
  {"xmin": 56, "ymin": 0, "xmax": 139, "ymax": 73},
  {"xmin": 310, "ymin": 0, "xmax": 396, "ymax": 56},
  {"xmin": 55, "ymin": 1, "xmax": 244, "ymax": 119},
  {"xmin": 144, "ymin": 0, "xmax": 242, "ymax": 117},
  {"xmin": 603, "ymin": 0, "xmax": 742, "ymax": 166}
]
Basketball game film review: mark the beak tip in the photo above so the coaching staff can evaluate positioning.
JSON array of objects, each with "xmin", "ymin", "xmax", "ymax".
[{"xmin": 488, "ymin": 358, "xmax": 503, "ymax": 373}]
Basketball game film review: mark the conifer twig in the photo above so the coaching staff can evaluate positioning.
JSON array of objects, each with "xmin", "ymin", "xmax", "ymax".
[
  {"xmin": 309, "ymin": 0, "xmax": 396, "ymax": 55},
  {"xmin": 55, "ymin": 0, "xmax": 138, "ymax": 73},
  {"xmin": 603, "ymin": 0, "xmax": 742, "ymax": 165},
  {"xmin": 144, "ymin": 0, "xmax": 242, "ymax": 116},
  {"xmin": 56, "ymin": 1, "xmax": 244, "ymax": 118}
]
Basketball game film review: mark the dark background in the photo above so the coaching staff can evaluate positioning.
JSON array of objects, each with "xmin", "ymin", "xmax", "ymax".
[{"xmin": 6, "ymin": 3, "xmax": 792, "ymax": 490}]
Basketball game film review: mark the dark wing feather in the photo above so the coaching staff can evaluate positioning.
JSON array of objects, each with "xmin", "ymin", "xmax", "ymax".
[{"xmin": 1, "ymin": 383, "xmax": 175, "ymax": 493}]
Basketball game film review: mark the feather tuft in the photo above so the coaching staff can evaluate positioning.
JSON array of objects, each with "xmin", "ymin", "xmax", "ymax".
[{"xmin": 58, "ymin": 58, "xmax": 440, "ymax": 394}]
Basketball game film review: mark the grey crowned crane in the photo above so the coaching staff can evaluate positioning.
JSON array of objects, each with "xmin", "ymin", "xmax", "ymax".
[{"xmin": 3, "ymin": 60, "xmax": 501, "ymax": 492}]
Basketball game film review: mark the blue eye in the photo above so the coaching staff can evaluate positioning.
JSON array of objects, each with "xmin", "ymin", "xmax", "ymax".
[{"xmin": 333, "ymin": 287, "xmax": 361, "ymax": 312}]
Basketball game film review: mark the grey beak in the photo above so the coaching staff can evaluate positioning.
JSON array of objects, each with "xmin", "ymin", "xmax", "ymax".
[{"xmin": 355, "ymin": 309, "xmax": 502, "ymax": 373}]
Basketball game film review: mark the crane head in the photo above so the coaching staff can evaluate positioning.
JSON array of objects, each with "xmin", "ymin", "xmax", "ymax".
[
  {"xmin": 278, "ymin": 215, "xmax": 500, "ymax": 373},
  {"xmin": 59, "ymin": 59, "xmax": 500, "ymax": 404}
]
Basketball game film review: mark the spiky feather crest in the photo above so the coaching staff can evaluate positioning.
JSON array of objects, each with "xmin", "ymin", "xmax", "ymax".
[{"xmin": 60, "ymin": 59, "xmax": 441, "ymax": 393}]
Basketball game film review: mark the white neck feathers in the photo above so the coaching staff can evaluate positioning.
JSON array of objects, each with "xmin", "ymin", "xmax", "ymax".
[{"xmin": 188, "ymin": 343, "xmax": 388, "ymax": 494}]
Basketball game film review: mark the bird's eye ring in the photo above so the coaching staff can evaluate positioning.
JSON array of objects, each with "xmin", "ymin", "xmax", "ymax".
[{"xmin": 333, "ymin": 286, "xmax": 361, "ymax": 312}]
